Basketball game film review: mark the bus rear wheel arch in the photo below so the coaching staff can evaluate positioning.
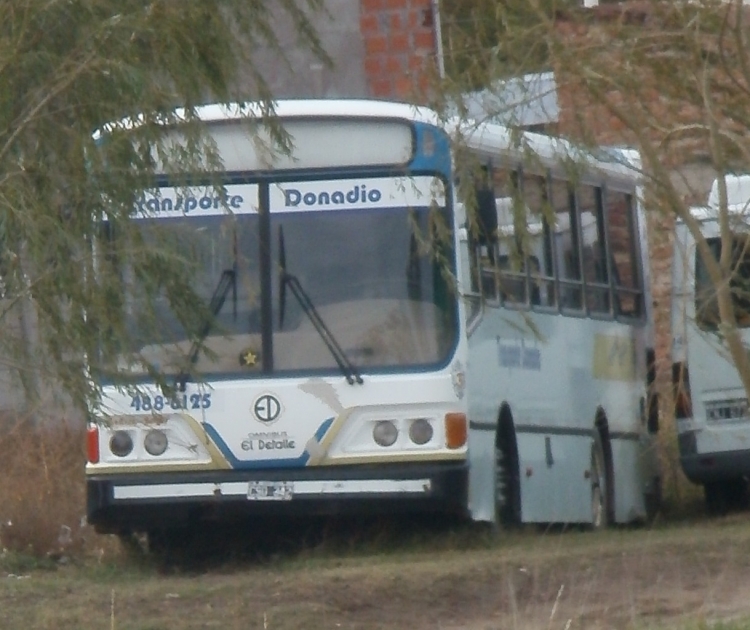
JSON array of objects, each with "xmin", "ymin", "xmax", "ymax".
[
  {"xmin": 494, "ymin": 405, "xmax": 521, "ymax": 527},
  {"xmin": 591, "ymin": 413, "xmax": 615, "ymax": 529}
]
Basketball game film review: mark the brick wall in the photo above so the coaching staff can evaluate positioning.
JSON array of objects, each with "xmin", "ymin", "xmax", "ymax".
[
  {"xmin": 555, "ymin": 74, "xmax": 681, "ymax": 400},
  {"xmin": 237, "ymin": 1, "xmax": 368, "ymax": 98},
  {"xmin": 356, "ymin": 0, "xmax": 694, "ymax": 401},
  {"xmin": 359, "ymin": 0, "xmax": 438, "ymax": 100},
  {"xmin": 551, "ymin": 3, "xmax": 721, "ymax": 407}
]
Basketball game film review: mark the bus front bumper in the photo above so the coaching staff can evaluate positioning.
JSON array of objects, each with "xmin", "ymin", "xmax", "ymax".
[
  {"xmin": 87, "ymin": 461, "xmax": 469, "ymax": 534},
  {"xmin": 678, "ymin": 428, "xmax": 750, "ymax": 483},
  {"xmin": 680, "ymin": 450, "xmax": 750, "ymax": 484}
]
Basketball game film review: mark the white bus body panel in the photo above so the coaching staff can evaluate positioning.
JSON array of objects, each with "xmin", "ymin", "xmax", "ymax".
[
  {"xmin": 467, "ymin": 308, "xmax": 650, "ymax": 524},
  {"xmin": 95, "ymin": 367, "xmax": 468, "ymax": 470},
  {"xmin": 673, "ymin": 216, "xmax": 750, "ymax": 482}
]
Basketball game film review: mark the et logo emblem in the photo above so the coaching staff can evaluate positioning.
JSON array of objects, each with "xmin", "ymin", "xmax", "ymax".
[{"xmin": 252, "ymin": 393, "xmax": 282, "ymax": 424}]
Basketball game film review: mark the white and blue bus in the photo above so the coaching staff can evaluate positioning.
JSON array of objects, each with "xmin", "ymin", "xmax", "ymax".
[{"xmin": 86, "ymin": 100, "xmax": 660, "ymax": 539}]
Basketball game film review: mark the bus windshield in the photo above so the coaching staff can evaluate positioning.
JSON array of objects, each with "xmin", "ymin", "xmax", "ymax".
[
  {"xmin": 695, "ymin": 235, "xmax": 750, "ymax": 329},
  {"xmin": 271, "ymin": 204, "xmax": 456, "ymax": 373},
  {"xmin": 111, "ymin": 186, "xmax": 457, "ymax": 379}
]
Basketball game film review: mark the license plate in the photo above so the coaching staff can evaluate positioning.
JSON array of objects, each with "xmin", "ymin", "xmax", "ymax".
[
  {"xmin": 247, "ymin": 481, "xmax": 294, "ymax": 501},
  {"xmin": 705, "ymin": 398, "xmax": 750, "ymax": 423}
]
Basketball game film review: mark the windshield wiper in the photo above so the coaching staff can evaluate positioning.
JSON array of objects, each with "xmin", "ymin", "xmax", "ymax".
[
  {"xmin": 177, "ymin": 268, "xmax": 236, "ymax": 390},
  {"xmin": 278, "ymin": 226, "xmax": 363, "ymax": 385},
  {"xmin": 281, "ymin": 272, "xmax": 364, "ymax": 385}
]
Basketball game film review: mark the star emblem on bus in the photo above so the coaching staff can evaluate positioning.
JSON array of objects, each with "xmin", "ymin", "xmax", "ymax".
[{"xmin": 239, "ymin": 348, "xmax": 259, "ymax": 368}]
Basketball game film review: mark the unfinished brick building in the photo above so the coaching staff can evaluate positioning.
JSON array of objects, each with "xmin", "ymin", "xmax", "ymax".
[{"xmin": 354, "ymin": 0, "xmax": 703, "ymax": 405}]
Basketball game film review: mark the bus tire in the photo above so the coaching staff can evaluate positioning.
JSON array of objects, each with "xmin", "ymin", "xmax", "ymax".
[
  {"xmin": 590, "ymin": 430, "xmax": 611, "ymax": 529},
  {"xmin": 704, "ymin": 482, "xmax": 723, "ymax": 516},
  {"xmin": 495, "ymin": 412, "xmax": 521, "ymax": 527},
  {"xmin": 116, "ymin": 531, "xmax": 147, "ymax": 557},
  {"xmin": 705, "ymin": 478, "xmax": 749, "ymax": 516},
  {"xmin": 147, "ymin": 526, "xmax": 195, "ymax": 559},
  {"xmin": 644, "ymin": 475, "xmax": 663, "ymax": 523}
]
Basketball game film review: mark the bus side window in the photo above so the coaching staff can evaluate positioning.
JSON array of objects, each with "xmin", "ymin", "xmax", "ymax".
[
  {"xmin": 471, "ymin": 167, "xmax": 508, "ymax": 304},
  {"xmin": 488, "ymin": 170, "xmax": 556, "ymax": 309},
  {"xmin": 475, "ymin": 197, "xmax": 500, "ymax": 303},
  {"xmin": 495, "ymin": 254, "xmax": 544, "ymax": 305},
  {"xmin": 732, "ymin": 237, "xmax": 750, "ymax": 324},
  {"xmin": 493, "ymin": 170, "xmax": 532, "ymax": 307},
  {"xmin": 478, "ymin": 245, "xmax": 499, "ymax": 300},
  {"xmin": 694, "ymin": 238, "xmax": 718, "ymax": 327},
  {"xmin": 551, "ymin": 179, "xmax": 583, "ymax": 310},
  {"xmin": 523, "ymin": 174, "xmax": 555, "ymax": 308},
  {"xmin": 495, "ymin": 252, "xmax": 527, "ymax": 304},
  {"xmin": 579, "ymin": 185, "xmax": 610, "ymax": 315},
  {"xmin": 606, "ymin": 191, "xmax": 641, "ymax": 317},
  {"xmin": 462, "ymin": 218, "xmax": 483, "ymax": 322},
  {"xmin": 696, "ymin": 236, "xmax": 750, "ymax": 329}
]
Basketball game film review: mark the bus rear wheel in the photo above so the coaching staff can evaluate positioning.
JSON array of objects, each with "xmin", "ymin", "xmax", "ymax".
[
  {"xmin": 147, "ymin": 526, "xmax": 196, "ymax": 559},
  {"xmin": 495, "ymin": 428, "xmax": 521, "ymax": 526},
  {"xmin": 705, "ymin": 479, "xmax": 749, "ymax": 516},
  {"xmin": 590, "ymin": 431, "xmax": 611, "ymax": 529}
]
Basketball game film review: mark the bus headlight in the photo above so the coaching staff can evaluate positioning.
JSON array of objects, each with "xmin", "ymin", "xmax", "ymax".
[
  {"xmin": 109, "ymin": 430, "xmax": 134, "ymax": 457},
  {"xmin": 373, "ymin": 420, "xmax": 398, "ymax": 447},
  {"xmin": 408, "ymin": 418, "xmax": 433, "ymax": 445},
  {"xmin": 144, "ymin": 429, "xmax": 168, "ymax": 456}
]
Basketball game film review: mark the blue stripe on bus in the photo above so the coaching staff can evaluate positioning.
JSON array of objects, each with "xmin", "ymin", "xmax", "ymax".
[
  {"xmin": 411, "ymin": 122, "xmax": 452, "ymax": 175},
  {"xmin": 203, "ymin": 417, "xmax": 335, "ymax": 469},
  {"xmin": 314, "ymin": 417, "xmax": 335, "ymax": 440}
]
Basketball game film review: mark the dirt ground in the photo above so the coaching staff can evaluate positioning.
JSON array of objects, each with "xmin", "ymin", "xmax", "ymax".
[{"xmin": 3, "ymin": 514, "xmax": 750, "ymax": 630}]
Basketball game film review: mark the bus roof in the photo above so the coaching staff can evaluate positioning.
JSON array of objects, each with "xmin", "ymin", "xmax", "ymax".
[
  {"xmin": 99, "ymin": 99, "xmax": 442, "ymax": 135},
  {"xmin": 707, "ymin": 175, "xmax": 750, "ymax": 210},
  {"xmin": 455, "ymin": 118, "xmax": 641, "ymax": 184},
  {"xmin": 687, "ymin": 175, "xmax": 750, "ymax": 224},
  {"xmin": 187, "ymin": 99, "xmax": 443, "ymax": 126},
  {"xmin": 100, "ymin": 98, "xmax": 642, "ymax": 184},
  {"xmin": 690, "ymin": 204, "xmax": 750, "ymax": 223}
]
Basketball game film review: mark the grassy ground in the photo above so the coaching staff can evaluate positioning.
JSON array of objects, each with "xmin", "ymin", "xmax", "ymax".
[
  {"xmin": 3, "ymin": 514, "xmax": 750, "ymax": 629},
  {"xmin": 3, "ymin": 419, "xmax": 750, "ymax": 629}
]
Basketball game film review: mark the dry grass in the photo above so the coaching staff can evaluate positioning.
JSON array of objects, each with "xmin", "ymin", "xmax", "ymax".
[
  {"xmin": 1, "ymin": 418, "xmax": 750, "ymax": 628},
  {"xmin": 2, "ymin": 518, "xmax": 750, "ymax": 629},
  {"xmin": 0, "ymin": 417, "xmax": 111, "ymax": 560}
]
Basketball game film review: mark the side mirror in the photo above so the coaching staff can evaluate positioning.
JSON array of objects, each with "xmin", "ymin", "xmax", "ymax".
[{"xmin": 475, "ymin": 187, "xmax": 497, "ymax": 245}]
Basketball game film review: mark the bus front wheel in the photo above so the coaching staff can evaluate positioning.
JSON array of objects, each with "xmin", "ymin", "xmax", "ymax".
[{"xmin": 495, "ymin": 417, "xmax": 521, "ymax": 526}]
